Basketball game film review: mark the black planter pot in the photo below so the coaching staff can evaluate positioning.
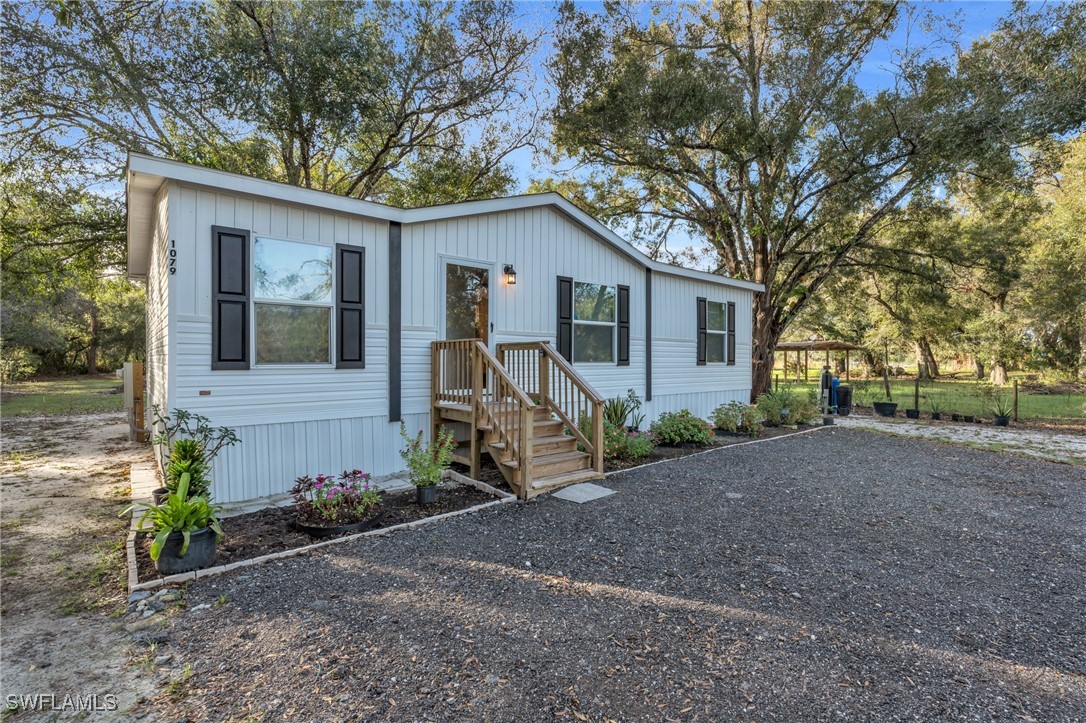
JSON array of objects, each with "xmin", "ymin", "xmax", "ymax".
[
  {"xmin": 964, "ymin": 415, "xmax": 975, "ymax": 423},
  {"xmin": 837, "ymin": 406, "xmax": 851, "ymax": 417},
  {"xmin": 951, "ymin": 413, "xmax": 962, "ymax": 422},
  {"xmin": 930, "ymin": 413, "xmax": 942, "ymax": 421},
  {"xmin": 872, "ymin": 402, "xmax": 898, "ymax": 417},
  {"xmin": 905, "ymin": 409, "xmax": 920, "ymax": 419},
  {"xmin": 994, "ymin": 415, "xmax": 1011, "ymax": 427},
  {"xmin": 154, "ymin": 527, "xmax": 218, "ymax": 575},
  {"xmin": 822, "ymin": 416, "xmax": 834, "ymax": 426},
  {"xmin": 151, "ymin": 487, "xmax": 169, "ymax": 505},
  {"xmin": 416, "ymin": 485, "xmax": 439, "ymax": 505},
  {"xmin": 294, "ymin": 512, "xmax": 384, "ymax": 540}
]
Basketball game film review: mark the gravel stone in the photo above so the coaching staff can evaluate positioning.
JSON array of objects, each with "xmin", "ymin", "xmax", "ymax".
[{"xmin": 141, "ymin": 430, "xmax": 1086, "ymax": 722}]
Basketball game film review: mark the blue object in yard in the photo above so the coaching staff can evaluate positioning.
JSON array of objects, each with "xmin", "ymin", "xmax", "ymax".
[{"xmin": 831, "ymin": 375, "xmax": 840, "ymax": 412}]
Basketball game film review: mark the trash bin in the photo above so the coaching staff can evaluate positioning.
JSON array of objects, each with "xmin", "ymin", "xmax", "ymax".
[{"xmin": 836, "ymin": 385, "xmax": 852, "ymax": 415}]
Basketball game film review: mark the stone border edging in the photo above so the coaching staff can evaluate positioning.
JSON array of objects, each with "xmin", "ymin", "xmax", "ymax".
[
  {"xmin": 604, "ymin": 425, "xmax": 830, "ymax": 478},
  {"xmin": 126, "ymin": 475, "xmax": 515, "ymax": 593}
]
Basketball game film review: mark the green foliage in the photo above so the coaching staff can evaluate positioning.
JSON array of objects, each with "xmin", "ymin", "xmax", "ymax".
[
  {"xmin": 712, "ymin": 401, "xmax": 765, "ymax": 437},
  {"xmin": 399, "ymin": 422, "xmax": 455, "ymax": 487},
  {"xmin": 989, "ymin": 395, "xmax": 1014, "ymax": 419},
  {"xmin": 151, "ymin": 407, "xmax": 240, "ymax": 485},
  {"xmin": 622, "ymin": 430, "xmax": 657, "ymax": 460},
  {"xmin": 576, "ymin": 415, "xmax": 626, "ymax": 461},
  {"xmin": 123, "ymin": 474, "xmax": 223, "ymax": 562},
  {"xmin": 603, "ymin": 394, "xmax": 636, "ymax": 429},
  {"xmin": 711, "ymin": 401, "xmax": 746, "ymax": 433},
  {"xmin": 165, "ymin": 439, "xmax": 210, "ymax": 500},
  {"xmin": 548, "ymin": 0, "xmax": 1086, "ymax": 394},
  {"xmin": 650, "ymin": 410, "xmax": 714, "ymax": 447}
]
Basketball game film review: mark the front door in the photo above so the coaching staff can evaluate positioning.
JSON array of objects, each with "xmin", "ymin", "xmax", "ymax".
[{"xmin": 443, "ymin": 260, "xmax": 491, "ymax": 345}]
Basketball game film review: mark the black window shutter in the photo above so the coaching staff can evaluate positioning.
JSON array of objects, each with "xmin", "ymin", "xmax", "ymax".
[
  {"xmin": 557, "ymin": 276, "xmax": 573, "ymax": 361},
  {"xmin": 211, "ymin": 226, "xmax": 250, "ymax": 370},
  {"xmin": 696, "ymin": 297, "xmax": 707, "ymax": 366},
  {"xmin": 336, "ymin": 244, "xmax": 365, "ymax": 369},
  {"xmin": 726, "ymin": 301, "xmax": 736, "ymax": 366},
  {"xmin": 617, "ymin": 284, "xmax": 630, "ymax": 366}
]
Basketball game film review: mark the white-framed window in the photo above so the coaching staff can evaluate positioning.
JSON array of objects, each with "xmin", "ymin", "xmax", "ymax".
[
  {"xmin": 252, "ymin": 236, "xmax": 333, "ymax": 364},
  {"xmin": 706, "ymin": 300, "xmax": 726, "ymax": 363},
  {"xmin": 573, "ymin": 281, "xmax": 616, "ymax": 363}
]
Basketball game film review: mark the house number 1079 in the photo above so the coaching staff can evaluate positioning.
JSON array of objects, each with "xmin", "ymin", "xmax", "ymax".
[{"xmin": 168, "ymin": 240, "xmax": 177, "ymax": 275}]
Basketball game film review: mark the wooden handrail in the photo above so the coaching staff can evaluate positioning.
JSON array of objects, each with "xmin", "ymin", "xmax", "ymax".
[{"xmin": 496, "ymin": 341, "xmax": 606, "ymax": 474}]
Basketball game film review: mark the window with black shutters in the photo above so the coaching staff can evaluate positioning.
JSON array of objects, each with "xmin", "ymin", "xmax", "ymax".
[{"xmin": 706, "ymin": 301, "xmax": 726, "ymax": 363}]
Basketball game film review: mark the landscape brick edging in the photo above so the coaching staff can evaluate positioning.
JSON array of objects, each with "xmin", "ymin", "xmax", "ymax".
[{"xmin": 126, "ymin": 471, "xmax": 515, "ymax": 593}]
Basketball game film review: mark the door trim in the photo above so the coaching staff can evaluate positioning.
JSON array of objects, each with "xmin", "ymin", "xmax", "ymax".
[{"xmin": 439, "ymin": 255, "xmax": 495, "ymax": 349}]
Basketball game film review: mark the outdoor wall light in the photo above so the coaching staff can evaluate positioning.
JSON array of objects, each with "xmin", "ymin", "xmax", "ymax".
[{"xmin": 504, "ymin": 264, "xmax": 517, "ymax": 285}]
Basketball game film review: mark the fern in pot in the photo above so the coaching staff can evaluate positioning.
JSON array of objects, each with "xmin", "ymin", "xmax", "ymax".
[{"xmin": 123, "ymin": 473, "xmax": 223, "ymax": 575}]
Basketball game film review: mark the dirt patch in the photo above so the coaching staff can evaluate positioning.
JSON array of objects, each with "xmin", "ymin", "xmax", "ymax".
[
  {"xmin": 1, "ymin": 412, "xmax": 157, "ymax": 719},
  {"xmin": 132, "ymin": 484, "xmax": 496, "ymax": 582}
]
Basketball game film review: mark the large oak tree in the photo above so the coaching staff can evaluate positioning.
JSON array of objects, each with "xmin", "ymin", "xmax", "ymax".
[{"xmin": 548, "ymin": 0, "xmax": 1086, "ymax": 397}]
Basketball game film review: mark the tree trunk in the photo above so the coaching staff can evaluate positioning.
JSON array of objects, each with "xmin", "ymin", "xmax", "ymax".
[
  {"xmin": 862, "ymin": 350, "xmax": 884, "ymax": 377},
  {"xmin": 990, "ymin": 363, "xmax": 1007, "ymax": 386},
  {"xmin": 750, "ymin": 293, "xmax": 782, "ymax": 401},
  {"xmin": 972, "ymin": 357, "xmax": 985, "ymax": 379},
  {"xmin": 912, "ymin": 341, "xmax": 930, "ymax": 379},
  {"xmin": 86, "ymin": 304, "xmax": 99, "ymax": 375},
  {"xmin": 920, "ymin": 338, "xmax": 939, "ymax": 378}
]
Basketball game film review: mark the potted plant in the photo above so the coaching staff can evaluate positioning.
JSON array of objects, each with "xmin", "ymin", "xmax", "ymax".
[
  {"xmin": 625, "ymin": 389, "xmax": 645, "ymax": 431},
  {"xmin": 872, "ymin": 394, "xmax": 898, "ymax": 417},
  {"xmin": 124, "ymin": 473, "xmax": 222, "ymax": 575},
  {"xmin": 928, "ymin": 400, "xmax": 946, "ymax": 421},
  {"xmin": 151, "ymin": 406, "xmax": 239, "ymax": 503},
  {"xmin": 292, "ymin": 469, "xmax": 382, "ymax": 538},
  {"xmin": 964, "ymin": 414, "xmax": 976, "ymax": 423},
  {"xmin": 951, "ymin": 412, "xmax": 962, "ymax": 422},
  {"xmin": 905, "ymin": 407, "xmax": 920, "ymax": 419},
  {"xmin": 990, "ymin": 396, "xmax": 1013, "ymax": 427},
  {"xmin": 399, "ymin": 422, "xmax": 456, "ymax": 505},
  {"xmin": 154, "ymin": 438, "xmax": 211, "ymax": 504}
]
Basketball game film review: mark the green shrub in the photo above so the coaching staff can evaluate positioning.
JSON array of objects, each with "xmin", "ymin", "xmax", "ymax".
[
  {"xmin": 739, "ymin": 406, "xmax": 766, "ymax": 437},
  {"xmin": 622, "ymin": 430, "xmax": 657, "ymax": 459},
  {"xmin": 577, "ymin": 415, "xmax": 628, "ymax": 460},
  {"xmin": 165, "ymin": 438, "xmax": 210, "ymax": 499},
  {"xmin": 711, "ymin": 401, "xmax": 746, "ymax": 432},
  {"xmin": 650, "ymin": 409, "xmax": 714, "ymax": 446},
  {"xmin": 122, "ymin": 473, "xmax": 223, "ymax": 561},
  {"xmin": 755, "ymin": 388, "xmax": 792, "ymax": 426}
]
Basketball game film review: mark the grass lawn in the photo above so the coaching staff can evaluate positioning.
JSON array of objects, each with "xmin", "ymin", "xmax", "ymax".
[
  {"xmin": 1, "ymin": 375, "xmax": 125, "ymax": 416},
  {"xmin": 771, "ymin": 375, "xmax": 1086, "ymax": 421}
]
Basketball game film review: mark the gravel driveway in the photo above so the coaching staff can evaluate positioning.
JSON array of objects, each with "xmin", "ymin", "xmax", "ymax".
[{"xmin": 145, "ymin": 428, "xmax": 1085, "ymax": 722}]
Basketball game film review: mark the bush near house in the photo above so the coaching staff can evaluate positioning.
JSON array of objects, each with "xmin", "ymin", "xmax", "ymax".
[{"xmin": 650, "ymin": 410, "xmax": 714, "ymax": 446}]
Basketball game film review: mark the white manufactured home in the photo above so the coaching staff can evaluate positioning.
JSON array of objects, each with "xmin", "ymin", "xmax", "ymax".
[{"xmin": 126, "ymin": 154, "xmax": 762, "ymax": 502}]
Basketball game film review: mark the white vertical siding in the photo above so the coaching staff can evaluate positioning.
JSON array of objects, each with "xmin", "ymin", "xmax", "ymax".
[{"xmin": 146, "ymin": 183, "xmax": 170, "ymax": 426}]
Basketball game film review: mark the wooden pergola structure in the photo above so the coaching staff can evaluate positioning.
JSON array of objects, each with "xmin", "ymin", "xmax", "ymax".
[{"xmin": 775, "ymin": 339, "xmax": 864, "ymax": 382}]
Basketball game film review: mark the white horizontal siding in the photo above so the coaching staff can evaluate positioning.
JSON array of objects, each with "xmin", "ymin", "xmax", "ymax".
[
  {"xmin": 167, "ymin": 183, "xmax": 391, "ymax": 426},
  {"xmin": 651, "ymin": 273, "xmax": 753, "ymax": 403},
  {"xmin": 211, "ymin": 412, "xmax": 428, "ymax": 503}
]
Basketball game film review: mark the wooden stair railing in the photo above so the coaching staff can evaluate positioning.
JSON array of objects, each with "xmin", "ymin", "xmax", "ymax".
[
  {"xmin": 496, "ymin": 341, "xmax": 605, "ymax": 476},
  {"xmin": 432, "ymin": 340, "xmax": 536, "ymax": 497}
]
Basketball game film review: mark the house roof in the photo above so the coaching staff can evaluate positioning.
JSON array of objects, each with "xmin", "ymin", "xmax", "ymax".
[{"xmin": 126, "ymin": 152, "xmax": 763, "ymax": 293}]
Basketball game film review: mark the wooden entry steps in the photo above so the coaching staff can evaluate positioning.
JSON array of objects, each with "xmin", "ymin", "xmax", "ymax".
[{"xmin": 432, "ymin": 340, "xmax": 605, "ymax": 499}]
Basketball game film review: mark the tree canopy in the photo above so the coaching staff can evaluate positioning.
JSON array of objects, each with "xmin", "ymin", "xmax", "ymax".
[{"xmin": 548, "ymin": 0, "xmax": 1086, "ymax": 394}]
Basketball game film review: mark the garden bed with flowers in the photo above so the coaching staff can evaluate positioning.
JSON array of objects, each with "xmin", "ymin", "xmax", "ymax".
[{"xmin": 132, "ymin": 480, "xmax": 495, "ymax": 583}]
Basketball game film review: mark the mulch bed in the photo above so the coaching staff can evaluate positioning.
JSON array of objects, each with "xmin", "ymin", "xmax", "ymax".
[
  {"xmin": 134, "ymin": 483, "xmax": 495, "ymax": 582},
  {"xmin": 457, "ymin": 424, "xmax": 818, "ymax": 481}
]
